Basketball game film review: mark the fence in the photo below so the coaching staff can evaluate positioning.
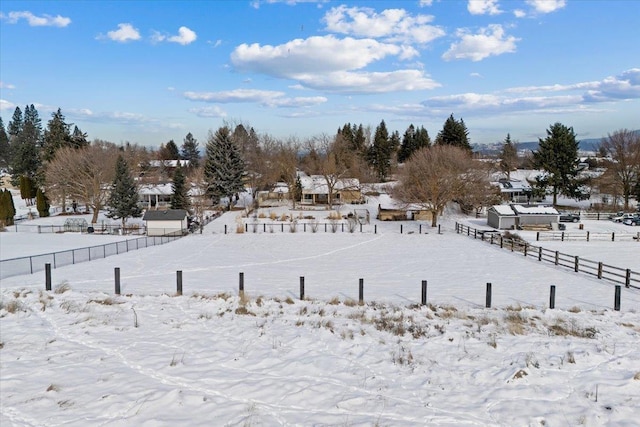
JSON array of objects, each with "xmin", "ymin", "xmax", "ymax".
[
  {"xmin": 9, "ymin": 223, "xmax": 146, "ymax": 235},
  {"xmin": 0, "ymin": 234, "xmax": 182, "ymax": 280},
  {"xmin": 229, "ymin": 221, "xmax": 440, "ymax": 235},
  {"xmin": 535, "ymin": 231, "xmax": 640, "ymax": 242},
  {"xmin": 455, "ymin": 223, "xmax": 639, "ymax": 290},
  {"xmin": 40, "ymin": 268, "xmax": 629, "ymax": 312}
]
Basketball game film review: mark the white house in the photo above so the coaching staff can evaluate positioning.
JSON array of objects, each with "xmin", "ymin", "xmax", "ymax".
[{"xmin": 143, "ymin": 209, "xmax": 188, "ymax": 236}]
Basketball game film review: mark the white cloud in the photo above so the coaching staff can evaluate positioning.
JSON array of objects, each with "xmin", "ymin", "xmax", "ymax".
[
  {"xmin": 188, "ymin": 106, "xmax": 227, "ymax": 118},
  {"xmin": 230, "ymin": 35, "xmax": 436, "ymax": 93},
  {"xmin": 251, "ymin": 0, "xmax": 329, "ymax": 9},
  {"xmin": 0, "ymin": 11, "xmax": 71, "ymax": 27},
  {"xmin": 208, "ymin": 39, "xmax": 223, "ymax": 48},
  {"xmin": 470, "ymin": 72, "xmax": 483, "ymax": 78},
  {"xmin": 442, "ymin": 24, "xmax": 519, "ymax": 62},
  {"xmin": 322, "ymin": 6, "xmax": 445, "ymax": 45},
  {"xmin": 184, "ymin": 89, "xmax": 327, "ymax": 108},
  {"xmin": 0, "ymin": 81, "xmax": 16, "ymax": 89},
  {"xmin": 526, "ymin": 0, "xmax": 566, "ymax": 14},
  {"xmin": 168, "ymin": 26, "xmax": 197, "ymax": 45},
  {"xmin": 420, "ymin": 69, "xmax": 640, "ymax": 115},
  {"xmin": 104, "ymin": 23, "xmax": 141, "ymax": 43},
  {"xmin": 418, "ymin": 0, "xmax": 434, "ymax": 6},
  {"xmin": 0, "ymin": 99, "xmax": 16, "ymax": 111},
  {"xmin": 467, "ymin": 0, "xmax": 502, "ymax": 16},
  {"xmin": 513, "ymin": 9, "xmax": 527, "ymax": 18}
]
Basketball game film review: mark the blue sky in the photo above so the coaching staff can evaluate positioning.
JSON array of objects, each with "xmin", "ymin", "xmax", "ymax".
[{"xmin": 1, "ymin": 0, "xmax": 638, "ymax": 148}]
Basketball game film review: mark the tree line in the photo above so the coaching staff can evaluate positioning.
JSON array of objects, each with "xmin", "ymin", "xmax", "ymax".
[{"xmin": 1, "ymin": 104, "xmax": 638, "ymax": 229}]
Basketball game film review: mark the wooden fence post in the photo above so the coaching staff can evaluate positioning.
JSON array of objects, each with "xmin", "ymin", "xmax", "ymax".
[
  {"xmin": 239, "ymin": 272, "xmax": 244, "ymax": 294},
  {"xmin": 359, "ymin": 278, "xmax": 364, "ymax": 304},
  {"xmin": 538, "ymin": 246, "xmax": 542, "ymax": 261},
  {"xmin": 299, "ymin": 276, "xmax": 305, "ymax": 300},
  {"xmin": 612, "ymin": 232, "xmax": 615, "ymax": 242},
  {"xmin": 597, "ymin": 262, "xmax": 603, "ymax": 279},
  {"xmin": 400, "ymin": 224, "xmax": 403, "ymax": 234},
  {"xmin": 614, "ymin": 285, "xmax": 621, "ymax": 311},
  {"xmin": 523, "ymin": 243, "xmax": 528, "ymax": 257},
  {"xmin": 554, "ymin": 251, "xmax": 559, "ymax": 265},
  {"xmin": 626, "ymin": 269, "xmax": 631, "ymax": 288},
  {"xmin": 374, "ymin": 224, "xmax": 377, "ymax": 234},
  {"xmin": 438, "ymin": 224, "xmax": 441, "ymax": 234},
  {"xmin": 114, "ymin": 267, "xmax": 121, "ymax": 295},
  {"xmin": 224, "ymin": 224, "xmax": 227, "ymax": 234},
  {"xmin": 485, "ymin": 282, "xmax": 492, "ymax": 308},
  {"xmin": 421, "ymin": 280, "xmax": 427, "ymax": 306},
  {"xmin": 574, "ymin": 256, "xmax": 579, "ymax": 273},
  {"xmin": 586, "ymin": 231, "xmax": 590, "ymax": 242},
  {"xmin": 176, "ymin": 270, "xmax": 183, "ymax": 296},
  {"xmin": 536, "ymin": 231, "xmax": 540, "ymax": 241},
  {"xmin": 45, "ymin": 263, "xmax": 52, "ymax": 291},
  {"xmin": 549, "ymin": 285, "xmax": 556, "ymax": 309}
]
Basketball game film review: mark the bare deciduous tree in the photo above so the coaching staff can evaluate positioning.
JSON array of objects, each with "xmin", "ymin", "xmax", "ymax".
[
  {"xmin": 392, "ymin": 145, "xmax": 476, "ymax": 227},
  {"xmin": 44, "ymin": 142, "xmax": 120, "ymax": 223},
  {"xmin": 599, "ymin": 129, "xmax": 640, "ymax": 210}
]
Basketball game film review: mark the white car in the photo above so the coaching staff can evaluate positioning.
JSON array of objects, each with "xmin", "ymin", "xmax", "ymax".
[{"xmin": 610, "ymin": 213, "xmax": 637, "ymax": 223}]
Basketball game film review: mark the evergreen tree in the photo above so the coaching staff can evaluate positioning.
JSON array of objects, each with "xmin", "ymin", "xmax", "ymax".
[
  {"xmin": 42, "ymin": 108, "xmax": 72, "ymax": 162},
  {"xmin": 10, "ymin": 105, "xmax": 41, "ymax": 185},
  {"xmin": 170, "ymin": 163, "xmax": 190, "ymax": 210},
  {"xmin": 354, "ymin": 124, "xmax": 367, "ymax": 154},
  {"xmin": 36, "ymin": 187, "xmax": 50, "ymax": 217},
  {"xmin": 0, "ymin": 118, "xmax": 10, "ymax": 169},
  {"xmin": 19, "ymin": 175, "xmax": 37, "ymax": 206},
  {"xmin": 70, "ymin": 125, "xmax": 89, "ymax": 149},
  {"xmin": 7, "ymin": 107, "xmax": 23, "ymax": 142},
  {"xmin": 398, "ymin": 125, "xmax": 430, "ymax": 163},
  {"xmin": 204, "ymin": 126, "xmax": 246, "ymax": 210},
  {"xmin": 180, "ymin": 132, "xmax": 200, "ymax": 167},
  {"xmin": 435, "ymin": 114, "xmax": 471, "ymax": 152},
  {"xmin": 533, "ymin": 122, "xmax": 581, "ymax": 205},
  {"xmin": 0, "ymin": 189, "xmax": 16, "ymax": 226},
  {"xmin": 106, "ymin": 155, "xmax": 141, "ymax": 229},
  {"xmin": 499, "ymin": 133, "xmax": 519, "ymax": 179},
  {"xmin": 367, "ymin": 120, "xmax": 395, "ymax": 181},
  {"xmin": 158, "ymin": 140, "xmax": 180, "ymax": 161}
]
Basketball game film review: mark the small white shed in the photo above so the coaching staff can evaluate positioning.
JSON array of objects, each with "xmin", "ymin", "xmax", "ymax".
[{"xmin": 143, "ymin": 209, "xmax": 188, "ymax": 236}]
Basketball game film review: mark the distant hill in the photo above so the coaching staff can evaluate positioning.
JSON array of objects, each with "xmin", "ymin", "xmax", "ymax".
[{"xmin": 473, "ymin": 130, "xmax": 640, "ymax": 155}]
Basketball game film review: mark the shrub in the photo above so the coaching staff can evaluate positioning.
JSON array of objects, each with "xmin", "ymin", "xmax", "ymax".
[{"xmin": 54, "ymin": 281, "xmax": 71, "ymax": 294}]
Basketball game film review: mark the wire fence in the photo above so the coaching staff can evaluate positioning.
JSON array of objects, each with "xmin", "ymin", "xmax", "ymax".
[
  {"xmin": 455, "ymin": 223, "xmax": 639, "ymax": 289},
  {"xmin": 0, "ymin": 234, "xmax": 182, "ymax": 280}
]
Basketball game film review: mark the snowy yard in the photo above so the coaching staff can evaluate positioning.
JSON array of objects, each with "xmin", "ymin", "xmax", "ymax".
[{"xmin": 2, "ymin": 206, "xmax": 640, "ymax": 426}]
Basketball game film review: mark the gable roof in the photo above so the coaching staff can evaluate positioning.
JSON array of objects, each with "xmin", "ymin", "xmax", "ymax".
[
  {"xmin": 143, "ymin": 209, "xmax": 188, "ymax": 221},
  {"xmin": 490, "ymin": 204, "xmax": 559, "ymax": 216}
]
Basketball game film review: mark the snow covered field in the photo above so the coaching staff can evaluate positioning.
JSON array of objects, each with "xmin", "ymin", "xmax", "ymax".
[{"xmin": 1, "ymin": 194, "xmax": 640, "ymax": 426}]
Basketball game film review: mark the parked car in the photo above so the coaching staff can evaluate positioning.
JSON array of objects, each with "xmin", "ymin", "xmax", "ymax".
[
  {"xmin": 559, "ymin": 212, "xmax": 581, "ymax": 222},
  {"xmin": 610, "ymin": 212, "xmax": 638, "ymax": 223},
  {"xmin": 622, "ymin": 216, "xmax": 640, "ymax": 226}
]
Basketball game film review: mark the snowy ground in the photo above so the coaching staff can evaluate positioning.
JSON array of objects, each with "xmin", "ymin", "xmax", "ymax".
[{"xmin": 1, "ymin": 193, "xmax": 640, "ymax": 426}]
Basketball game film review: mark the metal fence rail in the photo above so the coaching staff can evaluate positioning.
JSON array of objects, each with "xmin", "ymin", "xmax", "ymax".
[
  {"xmin": 0, "ymin": 234, "xmax": 182, "ymax": 280},
  {"xmin": 455, "ymin": 223, "xmax": 639, "ymax": 289}
]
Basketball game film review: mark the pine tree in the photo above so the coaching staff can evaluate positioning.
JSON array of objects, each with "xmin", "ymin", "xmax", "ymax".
[
  {"xmin": 435, "ymin": 114, "xmax": 471, "ymax": 152},
  {"xmin": 36, "ymin": 187, "xmax": 50, "ymax": 217},
  {"xmin": 398, "ymin": 124, "xmax": 430, "ymax": 164},
  {"xmin": 7, "ymin": 107, "xmax": 23, "ymax": 142},
  {"xmin": 367, "ymin": 120, "xmax": 395, "ymax": 181},
  {"xmin": 499, "ymin": 134, "xmax": 519, "ymax": 179},
  {"xmin": 204, "ymin": 126, "xmax": 246, "ymax": 210},
  {"xmin": 106, "ymin": 155, "xmax": 141, "ymax": 229},
  {"xmin": 533, "ymin": 123, "xmax": 581, "ymax": 205},
  {"xmin": 170, "ymin": 163, "xmax": 190, "ymax": 210},
  {"xmin": 0, "ymin": 118, "xmax": 10, "ymax": 169},
  {"xmin": 180, "ymin": 132, "xmax": 200, "ymax": 167},
  {"xmin": 70, "ymin": 125, "xmax": 89, "ymax": 149},
  {"xmin": 10, "ymin": 105, "xmax": 42, "ymax": 186},
  {"xmin": 160, "ymin": 140, "xmax": 180, "ymax": 159},
  {"xmin": 42, "ymin": 108, "xmax": 72, "ymax": 162}
]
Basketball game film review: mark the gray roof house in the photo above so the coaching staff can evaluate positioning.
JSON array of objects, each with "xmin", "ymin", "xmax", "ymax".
[{"xmin": 143, "ymin": 209, "xmax": 188, "ymax": 236}]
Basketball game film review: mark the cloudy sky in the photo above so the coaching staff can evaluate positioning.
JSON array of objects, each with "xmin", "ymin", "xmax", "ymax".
[{"xmin": 1, "ymin": 0, "xmax": 638, "ymax": 148}]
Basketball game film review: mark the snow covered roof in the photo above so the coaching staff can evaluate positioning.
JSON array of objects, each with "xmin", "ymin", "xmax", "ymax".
[
  {"xmin": 142, "ymin": 209, "xmax": 188, "ymax": 221},
  {"xmin": 299, "ymin": 175, "xmax": 360, "ymax": 194},
  {"xmin": 511, "ymin": 204, "xmax": 559, "ymax": 215},
  {"xmin": 139, "ymin": 183, "xmax": 173, "ymax": 195},
  {"xmin": 491, "ymin": 205, "xmax": 517, "ymax": 216},
  {"xmin": 147, "ymin": 160, "xmax": 190, "ymax": 168},
  {"xmin": 490, "ymin": 204, "xmax": 559, "ymax": 216}
]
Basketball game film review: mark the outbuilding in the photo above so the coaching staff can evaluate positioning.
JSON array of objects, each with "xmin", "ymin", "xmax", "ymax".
[
  {"xmin": 487, "ymin": 205, "xmax": 519, "ymax": 229},
  {"xmin": 487, "ymin": 204, "xmax": 560, "ymax": 230},
  {"xmin": 143, "ymin": 209, "xmax": 188, "ymax": 236}
]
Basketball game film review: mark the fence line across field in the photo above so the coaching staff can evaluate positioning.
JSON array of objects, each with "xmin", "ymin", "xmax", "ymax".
[
  {"xmin": 0, "ymin": 234, "xmax": 182, "ymax": 280},
  {"xmin": 41, "ymin": 267, "xmax": 628, "ymax": 312},
  {"xmin": 535, "ymin": 230, "xmax": 640, "ymax": 242},
  {"xmin": 455, "ymin": 223, "xmax": 639, "ymax": 290}
]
